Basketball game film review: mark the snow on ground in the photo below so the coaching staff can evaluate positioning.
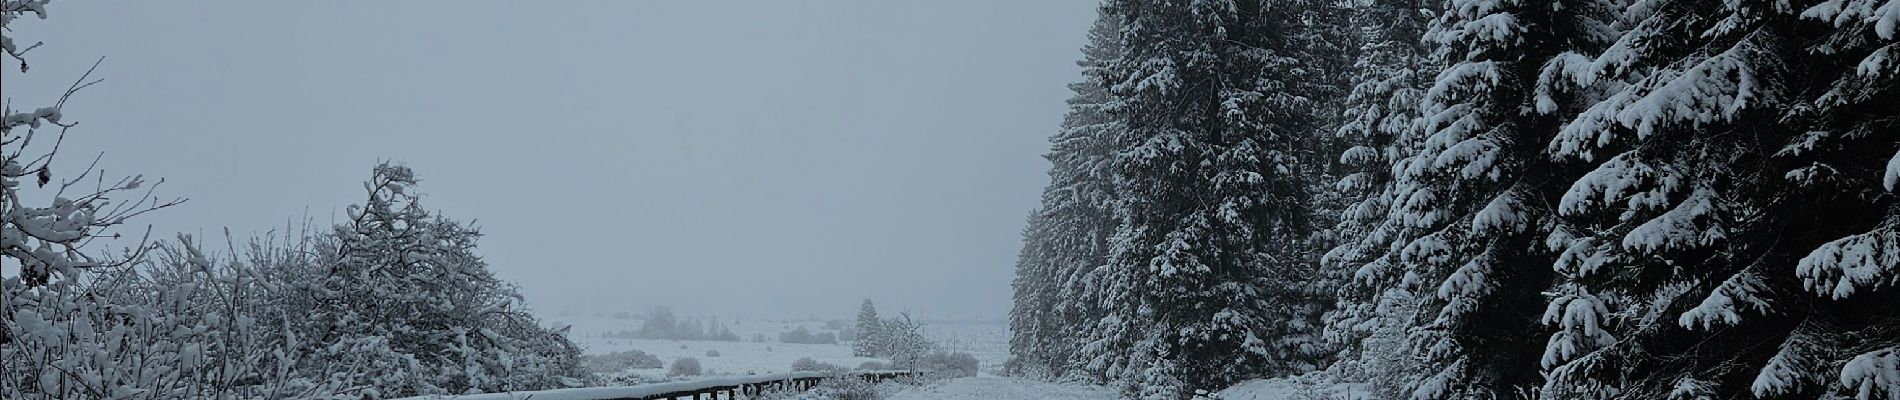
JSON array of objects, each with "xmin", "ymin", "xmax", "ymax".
[
  {"xmin": 392, "ymin": 371, "xmax": 833, "ymax": 400},
  {"xmin": 915, "ymin": 320, "xmax": 1009, "ymax": 375},
  {"xmin": 879, "ymin": 376, "xmax": 1373, "ymax": 400},
  {"xmin": 551, "ymin": 313, "xmax": 872, "ymax": 379},
  {"xmin": 887, "ymin": 376, "xmax": 1119, "ymax": 400},
  {"xmin": 1213, "ymin": 378, "xmax": 1372, "ymax": 400},
  {"xmin": 549, "ymin": 311, "xmax": 1013, "ymax": 378},
  {"xmin": 548, "ymin": 312, "xmax": 1367, "ymax": 399}
]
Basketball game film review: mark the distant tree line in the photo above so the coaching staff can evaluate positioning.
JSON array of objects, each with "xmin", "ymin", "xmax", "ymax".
[
  {"xmin": 778, "ymin": 326, "xmax": 839, "ymax": 345},
  {"xmin": 603, "ymin": 306, "xmax": 742, "ymax": 342}
]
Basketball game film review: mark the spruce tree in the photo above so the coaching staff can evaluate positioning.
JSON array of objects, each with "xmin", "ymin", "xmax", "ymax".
[
  {"xmin": 1533, "ymin": 0, "xmax": 1900, "ymax": 397},
  {"xmin": 855, "ymin": 299, "xmax": 883, "ymax": 357},
  {"xmin": 1008, "ymin": 216, "xmax": 1058, "ymax": 375},
  {"xmin": 1384, "ymin": 0, "xmax": 1614, "ymax": 398},
  {"xmin": 1319, "ymin": 0, "xmax": 1438, "ymax": 380},
  {"xmin": 1089, "ymin": 0, "xmax": 1333, "ymax": 397},
  {"xmin": 1009, "ymin": 9, "xmax": 1123, "ymax": 381}
]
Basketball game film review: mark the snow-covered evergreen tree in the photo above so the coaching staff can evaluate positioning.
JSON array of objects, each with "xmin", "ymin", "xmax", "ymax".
[
  {"xmin": 1084, "ymin": 0, "xmax": 1338, "ymax": 397},
  {"xmin": 1319, "ymin": 0, "xmax": 1438, "ymax": 379},
  {"xmin": 1001, "ymin": 1, "xmax": 1899, "ymax": 398},
  {"xmin": 855, "ymin": 298, "xmax": 884, "ymax": 357},
  {"xmin": 1288, "ymin": 0, "xmax": 1363, "ymax": 258},
  {"xmin": 1008, "ymin": 214, "xmax": 1060, "ymax": 376},
  {"xmin": 1009, "ymin": 8, "xmax": 1123, "ymax": 381},
  {"xmin": 1288, "ymin": 0, "xmax": 1362, "ymax": 260},
  {"xmin": 1532, "ymin": 0, "xmax": 1900, "ymax": 398},
  {"xmin": 1376, "ymin": 0, "xmax": 1615, "ymax": 398}
]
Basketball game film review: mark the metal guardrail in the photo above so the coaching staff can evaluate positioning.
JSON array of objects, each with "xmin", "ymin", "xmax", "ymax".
[{"xmin": 391, "ymin": 370, "xmax": 922, "ymax": 400}]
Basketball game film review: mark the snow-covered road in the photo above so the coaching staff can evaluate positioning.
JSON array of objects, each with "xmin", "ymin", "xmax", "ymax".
[{"xmin": 886, "ymin": 376, "xmax": 1119, "ymax": 400}]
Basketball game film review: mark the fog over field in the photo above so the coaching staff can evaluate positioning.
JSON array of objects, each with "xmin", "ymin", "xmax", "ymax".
[{"xmin": 2, "ymin": 1, "xmax": 1098, "ymax": 322}]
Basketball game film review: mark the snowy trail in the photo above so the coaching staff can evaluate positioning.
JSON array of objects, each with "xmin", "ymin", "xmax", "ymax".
[
  {"xmin": 886, "ymin": 376, "xmax": 1119, "ymax": 400},
  {"xmin": 1213, "ymin": 378, "xmax": 1372, "ymax": 400}
]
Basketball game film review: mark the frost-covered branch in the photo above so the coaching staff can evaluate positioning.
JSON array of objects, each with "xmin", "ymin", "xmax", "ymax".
[{"xmin": 2, "ymin": 58, "xmax": 182, "ymax": 285}]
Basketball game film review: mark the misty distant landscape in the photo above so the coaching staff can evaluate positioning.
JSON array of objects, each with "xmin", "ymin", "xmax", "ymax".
[{"xmin": 6, "ymin": 1, "xmax": 1900, "ymax": 400}]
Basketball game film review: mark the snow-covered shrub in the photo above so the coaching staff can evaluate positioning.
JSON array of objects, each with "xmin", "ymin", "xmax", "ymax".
[
  {"xmin": 51, "ymin": 164, "xmax": 589, "ymax": 398},
  {"xmin": 4, "ymin": 234, "xmax": 352, "ymax": 400},
  {"xmin": 706, "ymin": 349, "xmax": 722, "ymax": 357},
  {"xmin": 919, "ymin": 351, "xmax": 979, "ymax": 378},
  {"xmin": 19, "ymin": 163, "xmax": 592, "ymax": 399},
  {"xmin": 879, "ymin": 313, "xmax": 936, "ymax": 370},
  {"xmin": 752, "ymin": 372, "xmax": 886, "ymax": 400},
  {"xmin": 792, "ymin": 357, "xmax": 846, "ymax": 372},
  {"xmin": 266, "ymin": 163, "xmax": 584, "ymax": 396},
  {"xmin": 584, "ymin": 349, "xmax": 665, "ymax": 373},
  {"xmin": 1286, "ymin": 375, "xmax": 1341, "ymax": 400},
  {"xmin": 0, "ymin": 5, "xmax": 292, "ymax": 399},
  {"xmin": 810, "ymin": 371, "xmax": 884, "ymax": 400},
  {"xmin": 670, "ymin": 357, "xmax": 703, "ymax": 377}
]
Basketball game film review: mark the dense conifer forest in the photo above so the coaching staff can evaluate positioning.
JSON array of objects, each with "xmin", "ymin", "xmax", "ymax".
[{"xmin": 1008, "ymin": 1, "xmax": 1900, "ymax": 399}]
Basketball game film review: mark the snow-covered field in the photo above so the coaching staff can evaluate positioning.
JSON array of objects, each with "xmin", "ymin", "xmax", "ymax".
[
  {"xmin": 913, "ymin": 320, "xmax": 1010, "ymax": 375},
  {"xmin": 544, "ymin": 312, "xmax": 1384, "ymax": 399},
  {"xmin": 554, "ymin": 314, "xmax": 865, "ymax": 379},
  {"xmin": 548, "ymin": 312, "xmax": 1011, "ymax": 378}
]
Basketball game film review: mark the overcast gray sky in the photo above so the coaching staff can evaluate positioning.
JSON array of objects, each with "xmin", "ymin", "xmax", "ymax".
[{"xmin": 3, "ymin": 1, "xmax": 1097, "ymax": 321}]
